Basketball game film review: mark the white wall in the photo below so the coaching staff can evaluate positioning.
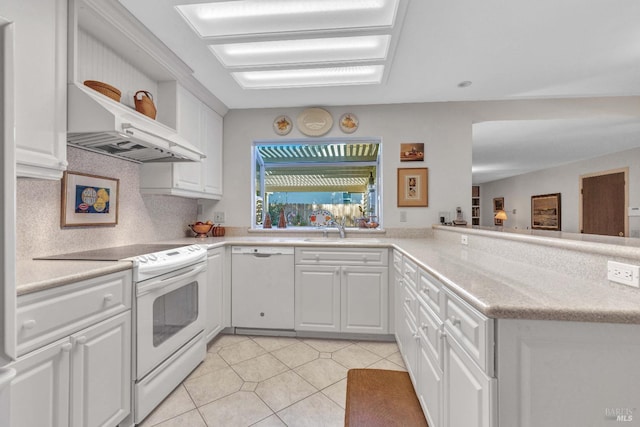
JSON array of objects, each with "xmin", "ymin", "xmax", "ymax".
[
  {"xmin": 480, "ymin": 146, "xmax": 640, "ymax": 235},
  {"xmin": 207, "ymin": 96, "xmax": 640, "ymax": 231},
  {"xmin": 210, "ymin": 103, "xmax": 472, "ymax": 229}
]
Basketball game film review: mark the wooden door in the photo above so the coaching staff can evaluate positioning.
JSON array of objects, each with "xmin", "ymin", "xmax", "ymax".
[{"xmin": 581, "ymin": 170, "xmax": 626, "ymax": 237}]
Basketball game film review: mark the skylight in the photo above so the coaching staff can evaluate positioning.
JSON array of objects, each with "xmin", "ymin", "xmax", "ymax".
[
  {"xmin": 175, "ymin": 0, "xmax": 405, "ymax": 89},
  {"xmin": 209, "ymin": 35, "xmax": 391, "ymax": 68},
  {"xmin": 176, "ymin": 0, "xmax": 399, "ymax": 38},
  {"xmin": 233, "ymin": 66, "xmax": 385, "ymax": 89}
]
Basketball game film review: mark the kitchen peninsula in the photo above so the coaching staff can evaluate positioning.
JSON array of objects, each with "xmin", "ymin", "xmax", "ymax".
[{"xmin": 14, "ymin": 226, "xmax": 640, "ymax": 427}]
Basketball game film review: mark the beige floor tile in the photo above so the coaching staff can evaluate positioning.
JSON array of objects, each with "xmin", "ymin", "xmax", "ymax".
[
  {"xmin": 321, "ymin": 378, "xmax": 347, "ymax": 409},
  {"xmin": 252, "ymin": 336, "xmax": 300, "ymax": 352},
  {"xmin": 184, "ymin": 366, "xmax": 243, "ymax": 407},
  {"xmin": 355, "ymin": 340, "xmax": 400, "ymax": 358},
  {"xmin": 386, "ymin": 351, "xmax": 406, "ymax": 368},
  {"xmin": 319, "ymin": 352, "xmax": 332, "ymax": 359},
  {"xmin": 232, "ymin": 353, "xmax": 289, "ymax": 382},
  {"xmin": 255, "ymin": 370, "xmax": 317, "ymax": 412},
  {"xmin": 145, "ymin": 409, "xmax": 207, "ymax": 427},
  {"xmin": 331, "ymin": 344, "xmax": 382, "ymax": 369},
  {"xmin": 272, "ymin": 341, "xmax": 319, "ymax": 368},
  {"xmin": 294, "ymin": 358, "xmax": 348, "ymax": 389},
  {"xmin": 277, "ymin": 392, "xmax": 345, "ymax": 427},
  {"xmin": 242, "ymin": 381, "xmax": 259, "ymax": 391},
  {"xmin": 187, "ymin": 352, "xmax": 229, "ymax": 380},
  {"xmin": 251, "ymin": 414, "xmax": 287, "ymax": 427},
  {"xmin": 139, "ymin": 385, "xmax": 195, "ymax": 427},
  {"xmin": 302, "ymin": 338, "xmax": 352, "ymax": 353},
  {"xmin": 199, "ymin": 391, "xmax": 273, "ymax": 426},
  {"xmin": 219, "ymin": 339, "xmax": 267, "ymax": 365},
  {"xmin": 208, "ymin": 334, "xmax": 250, "ymax": 353},
  {"xmin": 366, "ymin": 358, "xmax": 407, "ymax": 371}
]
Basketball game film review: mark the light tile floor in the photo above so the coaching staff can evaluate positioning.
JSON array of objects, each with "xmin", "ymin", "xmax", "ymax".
[{"xmin": 139, "ymin": 334, "xmax": 406, "ymax": 427}]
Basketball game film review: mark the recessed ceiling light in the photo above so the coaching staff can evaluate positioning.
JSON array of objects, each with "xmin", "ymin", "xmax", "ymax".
[
  {"xmin": 232, "ymin": 66, "xmax": 385, "ymax": 89},
  {"xmin": 458, "ymin": 80, "xmax": 473, "ymax": 88},
  {"xmin": 210, "ymin": 35, "xmax": 391, "ymax": 68},
  {"xmin": 176, "ymin": 0, "xmax": 399, "ymax": 38}
]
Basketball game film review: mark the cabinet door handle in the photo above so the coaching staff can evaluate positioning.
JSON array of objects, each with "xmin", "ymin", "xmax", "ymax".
[
  {"xmin": 450, "ymin": 316, "xmax": 461, "ymax": 327},
  {"xmin": 398, "ymin": 279, "xmax": 404, "ymax": 286},
  {"xmin": 362, "ymin": 255, "xmax": 368, "ymax": 263},
  {"xmin": 439, "ymin": 330, "xmax": 446, "ymax": 339},
  {"xmin": 22, "ymin": 320, "xmax": 36, "ymax": 330},
  {"xmin": 421, "ymin": 287, "xmax": 429, "ymax": 295},
  {"xmin": 404, "ymin": 297, "xmax": 411, "ymax": 303},
  {"xmin": 75, "ymin": 336, "xmax": 87, "ymax": 345},
  {"xmin": 413, "ymin": 332, "xmax": 420, "ymax": 340},
  {"xmin": 335, "ymin": 268, "xmax": 340, "ymax": 275},
  {"xmin": 315, "ymin": 254, "xmax": 320, "ymax": 262},
  {"xmin": 421, "ymin": 323, "xmax": 428, "ymax": 331},
  {"xmin": 103, "ymin": 293, "xmax": 114, "ymax": 303},
  {"xmin": 61, "ymin": 343, "xmax": 73, "ymax": 352}
]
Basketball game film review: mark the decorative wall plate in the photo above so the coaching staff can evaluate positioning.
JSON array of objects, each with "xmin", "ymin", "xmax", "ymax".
[
  {"xmin": 273, "ymin": 115, "xmax": 292, "ymax": 135},
  {"xmin": 308, "ymin": 210, "xmax": 333, "ymax": 226},
  {"xmin": 339, "ymin": 113, "xmax": 359, "ymax": 133},
  {"xmin": 297, "ymin": 108, "xmax": 333, "ymax": 137}
]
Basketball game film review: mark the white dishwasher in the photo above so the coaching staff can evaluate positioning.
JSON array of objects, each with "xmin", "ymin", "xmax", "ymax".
[{"xmin": 231, "ymin": 246, "xmax": 295, "ymax": 330}]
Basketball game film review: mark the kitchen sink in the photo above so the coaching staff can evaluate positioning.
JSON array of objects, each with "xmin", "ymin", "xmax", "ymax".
[{"xmin": 303, "ymin": 238, "xmax": 382, "ymax": 244}]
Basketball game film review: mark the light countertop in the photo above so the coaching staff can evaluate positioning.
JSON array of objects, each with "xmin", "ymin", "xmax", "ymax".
[{"xmin": 16, "ymin": 234, "xmax": 640, "ymax": 324}]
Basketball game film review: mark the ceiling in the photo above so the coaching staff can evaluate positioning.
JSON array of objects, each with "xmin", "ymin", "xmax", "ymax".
[
  {"xmin": 473, "ymin": 117, "xmax": 640, "ymax": 184},
  {"xmin": 117, "ymin": 0, "xmax": 640, "ymax": 184},
  {"xmin": 118, "ymin": 0, "xmax": 640, "ymax": 109}
]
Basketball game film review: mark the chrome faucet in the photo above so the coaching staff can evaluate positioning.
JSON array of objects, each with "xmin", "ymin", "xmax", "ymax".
[{"xmin": 329, "ymin": 217, "xmax": 347, "ymax": 239}]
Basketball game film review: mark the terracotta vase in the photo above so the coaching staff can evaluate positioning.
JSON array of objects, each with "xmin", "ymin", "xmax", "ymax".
[{"xmin": 278, "ymin": 208, "xmax": 286, "ymax": 228}]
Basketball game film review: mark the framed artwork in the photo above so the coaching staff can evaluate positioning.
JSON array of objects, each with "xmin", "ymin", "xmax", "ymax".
[
  {"xmin": 339, "ymin": 113, "xmax": 359, "ymax": 133},
  {"xmin": 397, "ymin": 168, "xmax": 428, "ymax": 207},
  {"xmin": 493, "ymin": 197, "xmax": 504, "ymax": 212},
  {"xmin": 61, "ymin": 171, "xmax": 119, "ymax": 227},
  {"xmin": 531, "ymin": 193, "xmax": 561, "ymax": 230},
  {"xmin": 400, "ymin": 143, "xmax": 424, "ymax": 161}
]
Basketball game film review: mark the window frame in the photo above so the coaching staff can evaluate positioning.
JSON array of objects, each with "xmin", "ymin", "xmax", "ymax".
[{"xmin": 251, "ymin": 136, "xmax": 383, "ymax": 230}]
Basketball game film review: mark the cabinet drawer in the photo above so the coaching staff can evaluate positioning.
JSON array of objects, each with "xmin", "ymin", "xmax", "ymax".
[
  {"xmin": 392, "ymin": 250, "xmax": 403, "ymax": 274},
  {"xmin": 417, "ymin": 269, "xmax": 444, "ymax": 318},
  {"xmin": 402, "ymin": 257, "xmax": 418, "ymax": 290},
  {"xmin": 295, "ymin": 247, "xmax": 388, "ymax": 266},
  {"xmin": 401, "ymin": 282, "xmax": 418, "ymax": 323},
  {"xmin": 17, "ymin": 270, "xmax": 132, "ymax": 356},
  {"xmin": 443, "ymin": 288, "xmax": 494, "ymax": 376},
  {"xmin": 418, "ymin": 304, "xmax": 443, "ymax": 369}
]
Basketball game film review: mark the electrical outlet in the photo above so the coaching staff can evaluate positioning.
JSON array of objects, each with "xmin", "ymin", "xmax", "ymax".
[
  {"xmin": 461, "ymin": 235, "xmax": 468, "ymax": 245},
  {"xmin": 213, "ymin": 212, "xmax": 225, "ymax": 223},
  {"xmin": 607, "ymin": 261, "xmax": 640, "ymax": 288}
]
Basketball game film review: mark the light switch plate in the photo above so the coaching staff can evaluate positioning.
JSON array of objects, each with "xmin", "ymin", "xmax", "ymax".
[{"xmin": 214, "ymin": 212, "xmax": 225, "ymax": 223}]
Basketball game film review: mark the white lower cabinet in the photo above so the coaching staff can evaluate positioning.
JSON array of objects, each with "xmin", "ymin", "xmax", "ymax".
[
  {"xmin": 294, "ymin": 247, "xmax": 389, "ymax": 334},
  {"xmin": 11, "ymin": 311, "xmax": 131, "ymax": 427},
  {"xmin": 10, "ymin": 271, "xmax": 132, "ymax": 427},
  {"xmin": 206, "ymin": 246, "xmax": 225, "ymax": 342},
  {"xmin": 341, "ymin": 266, "xmax": 388, "ymax": 334},
  {"xmin": 295, "ymin": 265, "xmax": 341, "ymax": 332},
  {"xmin": 70, "ymin": 312, "xmax": 131, "ymax": 427},
  {"xmin": 394, "ymin": 250, "xmax": 496, "ymax": 427},
  {"xmin": 443, "ymin": 334, "xmax": 496, "ymax": 427},
  {"xmin": 10, "ymin": 339, "xmax": 70, "ymax": 427}
]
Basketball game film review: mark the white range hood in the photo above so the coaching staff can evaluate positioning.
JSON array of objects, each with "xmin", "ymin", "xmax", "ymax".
[{"xmin": 67, "ymin": 83, "xmax": 205, "ymax": 163}]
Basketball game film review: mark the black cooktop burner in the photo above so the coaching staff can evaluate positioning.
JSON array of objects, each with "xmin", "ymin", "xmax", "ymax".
[{"xmin": 35, "ymin": 243, "xmax": 191, "ymax": 261}]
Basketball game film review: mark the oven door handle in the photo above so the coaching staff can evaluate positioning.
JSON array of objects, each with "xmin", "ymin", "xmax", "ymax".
[{"xmin": 136, "ymin": 263, "xmax": 206, "ymax": 297}]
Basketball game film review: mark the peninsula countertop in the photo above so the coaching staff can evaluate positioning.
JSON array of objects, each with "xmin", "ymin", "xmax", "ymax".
[{"xmin": 17, "ymin": 234, "xmax": 640, "ymax": 324}]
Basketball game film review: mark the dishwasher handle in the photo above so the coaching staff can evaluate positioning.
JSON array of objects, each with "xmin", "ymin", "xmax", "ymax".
[{"xmin": 253, "ymin": 253, "xmax": 273, "ymax": 258}]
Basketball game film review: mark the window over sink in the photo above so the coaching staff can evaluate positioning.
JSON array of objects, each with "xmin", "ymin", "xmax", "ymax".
[{"xmin": 252, "ymin": 138, "xmax": 382, "ymax": 230}]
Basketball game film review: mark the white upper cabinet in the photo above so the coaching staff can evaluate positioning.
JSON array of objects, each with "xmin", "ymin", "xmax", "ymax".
[
  {"xmin": 2, "ymin": 0, "xmax": 68, "ymax": 179},
  {"xmin": 140, "ymin": 82, "xmax": 224, "ymax": 200}
]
